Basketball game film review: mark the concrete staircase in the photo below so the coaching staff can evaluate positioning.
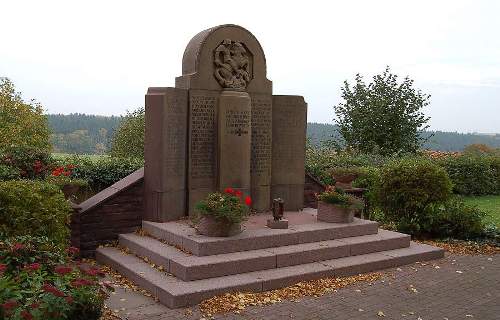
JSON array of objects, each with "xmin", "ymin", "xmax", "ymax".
[{"xmin": 96, "ymin": 211, "xmax": 444, "ymax": 308}]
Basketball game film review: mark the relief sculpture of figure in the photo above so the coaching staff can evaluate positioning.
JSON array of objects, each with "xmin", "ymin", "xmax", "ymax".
[{"xmin": 214, "ymin": 39, "xmax": 251, "ymax": 90}]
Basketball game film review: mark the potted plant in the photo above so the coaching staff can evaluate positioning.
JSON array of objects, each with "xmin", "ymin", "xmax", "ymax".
[
  {"xmin": 46, "ymin": 165, "xmax": 88, "ymax": 201},
  {"xmin": 329, "ymin": 167, "xmax": 365, "ymax": 189},
  {"xmin": 316, "ymin": 186, "xmax": 363, "ymax": 223},
  {"xmin": 194, "ymin": 188, "xmax": 252, "ymax": 237}
]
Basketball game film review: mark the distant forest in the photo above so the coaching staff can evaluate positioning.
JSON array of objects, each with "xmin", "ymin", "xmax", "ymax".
[
  {"xmin": 47, "ymin": 114, "xmax": 500, "ymax": 154},
  {"xmin": 48, "ymin": 114, "xmax": 122, "ymax": 154},
  {"xmin": 308, "ymin": 123, "xmax": 500, "ymax": 151}
]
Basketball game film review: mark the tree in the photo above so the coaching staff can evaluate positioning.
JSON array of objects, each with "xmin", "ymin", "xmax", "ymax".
[
  {"xmin": 333, "ymin": 67, "xmax": 431, "ymax": 155},
  {"xmin": 0, "ymin": 78, "xmax": 51, "ymax": 151},
  {"xmin": 110, "ymin": 107, "xmax": 144, "ymax": 158}
]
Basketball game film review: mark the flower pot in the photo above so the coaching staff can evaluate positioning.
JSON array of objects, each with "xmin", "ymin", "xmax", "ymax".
[
  {"xmin": 332, "ymin": 172, "xmax": 360, "ymax": 189},
  {"xmin": 62, "ymin": 184, "xmax": 80, "ymax": 200},
  {"xmin": 195, "ymin": 215, "xmax": 242, "ymax": 237},
  {"xmin": 317, "ymin": 201, "xmax": 355, "ymax": 223}
]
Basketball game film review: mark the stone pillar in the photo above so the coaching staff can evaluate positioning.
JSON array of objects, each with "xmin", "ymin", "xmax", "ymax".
[
  {"xmin": 144, "ymin": 87, "xmax": 188, "ymax": 221},
  {"xmin": 217, "ymin": 91, "xmax": 252, "ymax": 196},
  {"xmin": 271, "ymin": 95, "xmax": 307, "ymax": 211}
]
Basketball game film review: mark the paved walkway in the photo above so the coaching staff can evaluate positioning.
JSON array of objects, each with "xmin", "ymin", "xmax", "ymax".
[{"xmin": 106, "ymin": 253, "xmax": 499, "ymax": 320}]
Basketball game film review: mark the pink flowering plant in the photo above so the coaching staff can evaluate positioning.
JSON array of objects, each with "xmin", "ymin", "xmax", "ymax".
[{"xmin": 0, "ymin": 235, "xmax": 112, "ymax": 320}]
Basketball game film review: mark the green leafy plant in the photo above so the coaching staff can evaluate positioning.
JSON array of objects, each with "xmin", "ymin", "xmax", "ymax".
[
  {"xmin": 0, "ymin": 180, "xmax": 71, "ymax": 246},
  {"xmin": 110, "ymin": 107, "xmax": 145, "ymax": 159},
  {"xmin": 56, "ymin": 155, "xmax": 143, "ymax": 192},
  {"xmin": 421, "ymin": 198, "xmax": 486, "ymax": 240},
  {"xmin": 436, "ymin": 154, "xmax": 500, "ymax": 196},
  {"xmin": 0, "ymin": 164, "xmax": 20, "ymax": 181},
  {"xmin": 0, "ymin": 78, "xmax": 51, "ymax": 152},
  {"xmin": 0, "ymin": 146, "xmax": 53, "ymax": 179},
  {"xmin": 333, "ymin": 66, "xmax": 431, "ymax": 155},
  {"xmin": 375, "ymin": 157, "xmax": 453, "ymax": 236},
  {"xmin": 195, "ymin": 188, "xmax": 252, "ymax": 224},
  {"xmin": 316, "ymin": 186, "xmax": 363, "ymax": 209}
]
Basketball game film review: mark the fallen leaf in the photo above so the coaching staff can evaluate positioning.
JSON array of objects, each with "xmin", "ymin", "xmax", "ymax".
[{"xmin": 377, "ymin": 311, "xmax": 385, "ymax": 317}]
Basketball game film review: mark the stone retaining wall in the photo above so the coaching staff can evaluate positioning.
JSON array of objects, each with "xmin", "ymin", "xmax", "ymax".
[{"xmin": 71, "ymin": 168, "xmax": 144, "ymax": 257}]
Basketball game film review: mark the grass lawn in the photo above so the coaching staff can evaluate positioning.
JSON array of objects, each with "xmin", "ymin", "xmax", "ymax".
[{"xmin": 462, "ymin": 195, "xmax": 500, "ymax": 227}]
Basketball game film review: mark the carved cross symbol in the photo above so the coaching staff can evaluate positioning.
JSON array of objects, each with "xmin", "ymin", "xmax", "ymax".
[{"xmin": 235, "ymin": 128, "xmax": 244, "ymax": 136}]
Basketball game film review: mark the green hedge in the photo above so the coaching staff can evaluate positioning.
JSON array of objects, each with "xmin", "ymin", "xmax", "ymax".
[
  {"xmin": 0, "ymin": 180, "xmax": 71, "ymax": 246},
  {"xmin": 56, "ymin": 155, "xmax": 144, "ymax": 192},
  {"xmin": 436, "ymin": 155, "xmax": 500, "ymax": 196},
  {"xmin": 305, "ymin": 147, "xmax": 390, "ymax": 185},
  {"xmin": 375, "ymin": 157, "xmax": 453, "ymax": 236}
]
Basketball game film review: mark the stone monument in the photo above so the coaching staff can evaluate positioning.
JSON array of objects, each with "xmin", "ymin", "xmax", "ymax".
[{"xmin": 144, "ymin": 24, "xmax": 307, "ymax": 222}]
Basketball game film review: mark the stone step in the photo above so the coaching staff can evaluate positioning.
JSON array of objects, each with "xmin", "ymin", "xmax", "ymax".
[
  {"xmin": 142, "ymin": 217, "xmax": 379, "ymax": 256},
  {"xmin": 119, "ymin": 229, "xmax": 410, "ymax": 281},
  {"xmin": 96, "ymin": 242, "xmax": 444, "ymax": 308}
]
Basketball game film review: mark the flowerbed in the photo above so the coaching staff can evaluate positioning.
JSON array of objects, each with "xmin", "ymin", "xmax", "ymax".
[{"xmin": 0, "ymin": 235, "xmax": 112, "ymax": 320}]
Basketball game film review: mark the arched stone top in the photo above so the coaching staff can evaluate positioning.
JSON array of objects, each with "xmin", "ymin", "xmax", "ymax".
[{"xmin": 175, "ymin": 24, "xmax": 272, "ymax": 94}]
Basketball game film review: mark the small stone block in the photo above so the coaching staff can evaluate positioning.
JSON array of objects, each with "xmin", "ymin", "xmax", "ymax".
[{"xmin": 267, "ymin": 219, "xmax": 289, "ymax": 229}]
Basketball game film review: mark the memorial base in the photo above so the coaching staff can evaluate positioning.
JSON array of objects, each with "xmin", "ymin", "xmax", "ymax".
[{"xmin": 266, "ymin": 219, "xmax": 289, "ymax": 229}]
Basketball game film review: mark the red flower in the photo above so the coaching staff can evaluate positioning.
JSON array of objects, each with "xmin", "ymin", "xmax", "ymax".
[
  {"xmin": 234, "ymin": 190, "xmax": 242, "ymax": 197},
  {"xmin": 20, "ymin": 310, "xmax": 33, "ymax": 320},
  {"xmin": 42, "ymin": 284, "xmax": 65, "ymax": 297},
  {"xmin": 245, "ymin": 196, "xmax": 252, "ymax": 206},
  {"xmin": 25, "ymin": 263, "xmax": 41, "ymax": 272},
  {"xmin": 65, "ymin": 296, "xmax": 74, "ymax": 304},
  {"xmin": 0, "ymin": 263, "xmax": 7, "ymax": 274},
  {"xmin": 63, "ymin": 171, "xmax": 71, "ymax": 176},
  {"xmin": 224, "ymin": 187, "xmax": 234, "ymax": 194},
  {"xmin": 67, "ymin": 246, "xmax": 80, "ymax": 255},
  {"xmin": 52, "ymin": 166, "xmax": 65, "ymax": 177},
  {"xmin": 71, "ymin": 278, "xmax": 95, "ymax": 288},
  {"xmin": 30, "ymin": 302, "xmax": 40, "ymax": 309},
  {"xmin": 54, "ymin": 265, "xmax": 73, "ymax": 275},
  {"xmin": 66, "ymin": 164, "xmax": 75, "ymax": 170},
  {"xmin": 1, "ymin": 300, "xmax": 18, "ymax": 310},
  {"xmin": 12, "ymin": 243, "xmax": 25, "ymax": 251}
]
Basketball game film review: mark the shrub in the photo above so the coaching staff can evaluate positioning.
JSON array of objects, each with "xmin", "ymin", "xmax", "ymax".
[
  {"xmin": 421, "ymin": 198, "xmax": 486, "ymax": 239},
  {"xmin": 0, "ymin": 146, "xmax": 53, "ymax": 179},
  {"xmin": 0, "ymin": 164, "xmax": 20, "ymax": 181},
  {"xmin": 195, "ymin": 188, "xmax": 251, "ymax": 224},
  {"xmin": 316, "ymin": 186, "xmax": 363, "ymax": 209},
  {"xmin": 57, "ymin": 155, "xmax": 143, "ymax": 192},
  {"xmin": 0, "ymin": 78, "xmax": 51, "ymax": 152},
  {"xmin": 0, "ymin": 235, "xmax": 110, "ymax": 320},
  {"xmin": 0, "ymin": 180, "xmax": 71, "ymax": 246},
  {"xmin": 436, "ymin": 154, "xmax": 499, "ymax": 195},
  {"xmin": 305, "ymin": 146, "xmax": 390, "ymax": 185},
  {"xmin": 375, "ymin": 157, "xmax": 453, "ymax": 235},
  {"xmin": 110, "ymin": 107, "xmax": 144, "ymax": 159}
]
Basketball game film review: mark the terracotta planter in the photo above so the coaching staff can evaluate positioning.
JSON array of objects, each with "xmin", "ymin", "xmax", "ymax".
[
  {"xmin": 62, "ymin": 184, "xmax": 80, "ymax": 200},
  {"xmin": 332, "ymin": 172, "xmax": 360, "ymax": 189},
  {"xmin": 195, "ymin": 215, "xmax": 242, "ymax": 237},
  {"xmin": 317, "ymin": 201, "xmax": 355, "ymax": 223}
]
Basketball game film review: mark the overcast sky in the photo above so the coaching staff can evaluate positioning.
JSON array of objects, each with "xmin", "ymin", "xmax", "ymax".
[{"xmin": 1, "ymin": 0, "xmax": 499, "ymax": 133}]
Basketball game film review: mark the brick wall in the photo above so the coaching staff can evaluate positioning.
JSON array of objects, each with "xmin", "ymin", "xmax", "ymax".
[
  {"xmin": 71, "ymin": 168, "xmax": 144, "ymax": 257},
  {"xmin": 304, "ymin": 172, "xmax": 326, "ymax": 209}
]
